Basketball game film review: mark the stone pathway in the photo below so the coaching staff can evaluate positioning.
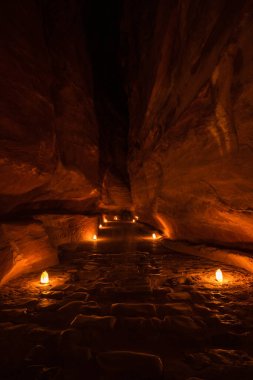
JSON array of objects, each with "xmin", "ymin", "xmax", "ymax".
[{"xmin": 0, "ymin": 222, "xmax": 253, "ymax": 380}]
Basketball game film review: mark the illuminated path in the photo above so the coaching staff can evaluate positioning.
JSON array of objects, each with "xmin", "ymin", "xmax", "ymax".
[{"xmin": 1, "ymin": 221, "xmax": 253, "ymax": 380}]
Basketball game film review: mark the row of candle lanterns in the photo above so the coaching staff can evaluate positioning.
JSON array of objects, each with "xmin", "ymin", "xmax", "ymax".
[
  {"xmin": 93, "ymin": 232, "xmax": 158, "ymax": 241},
  {"xmin": 99, "ymin": 215, "xmax": 159, "ymax": 241},
  {"xmin": 39, "ymin": 212, "xmax": 224, "ymax": 286},
  {"xmin": 40, "ymin": 268, "xmax": 224, "ymax": 285},
  {"xmin": 91, "ymin": 216, "xmax": 223, "ymax": 285},
  {"xmin": 103, "ymin": 215, "xmax": 139, "ymax": 223}
]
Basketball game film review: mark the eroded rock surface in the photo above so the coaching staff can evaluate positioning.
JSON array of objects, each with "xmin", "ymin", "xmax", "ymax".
[
  {"xmin": 0, "ymin": 1, "xmax": 99, "ymax": 216},
  {"xmin": 37, "ymin": 215, "xmax": 98, "ymax": 246},
  {"xmin": 0, "ymin": 220, "xmax": 58, "ymax": 284},
  {"xmin": 0, "ymin": 222, "xmax": 253, "ymax": 379},
  {"xmin": 125, "ymin": 0, "xmax": 253, "ymax": 245},
  {"xmin": 0, "ymin": 1, "xmax": 104, "ymax": 282}
]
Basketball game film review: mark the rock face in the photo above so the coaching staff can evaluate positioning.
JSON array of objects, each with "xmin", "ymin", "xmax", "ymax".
[
  {"xmin": 0, "ymin": 0, "xmax": 99, "ymax": 216},
  {"xmin": 1, "ymin": 0, "xmax": 253, "ymax": 282},
  {"xmin": 0, "ymin": 1, "xmax": 100, "ymax": 282},
  {"xmin": 37, "ymin": 215, "xmax": 98, "ymax": 247},
  {"xmin": 84, "ymin": 0, "xmax": 132, "ymax": 211},
  {"xmin": 97, "ymin": 351, "xmax": 163, "ymax": 379},
  {"xmin": 0, "ymin": 227, "xmax": 13, "ymax": 282},
  {"xmin": 0, "ymin": 220, "xmax": 58, "ymax": 284},
  {"xmin": 100, "ymin": 170, "xmax": 132, "ymax": 211},
  {"xmin": 125, "ymin": 0, "xmax": 253, "ymax": 245}
]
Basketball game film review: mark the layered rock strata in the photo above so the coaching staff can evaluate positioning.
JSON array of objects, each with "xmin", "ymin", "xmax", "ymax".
[{"xmin": 125, "ymin": 0, "xmax": 253, "ymax": 245}]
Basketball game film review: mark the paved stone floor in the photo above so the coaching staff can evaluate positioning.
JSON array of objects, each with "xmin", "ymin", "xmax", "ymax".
[{"xmin": 1, "ymin": 222, "xmax": 253, "ymax": 380}]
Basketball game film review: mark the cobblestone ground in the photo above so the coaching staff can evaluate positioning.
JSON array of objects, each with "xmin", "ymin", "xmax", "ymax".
[{"xmin": 1, "ymin": 222, "xmax": 253, "ymax": 380}]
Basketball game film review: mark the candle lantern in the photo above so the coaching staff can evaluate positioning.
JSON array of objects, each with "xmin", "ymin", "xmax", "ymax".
[
  {"xmin": 40, "ymin": 271, "xmax": 49, "ymax": 284},
  {"xmin": 216, "ymin": 269, "xmax": 223, "ymax": 283}
]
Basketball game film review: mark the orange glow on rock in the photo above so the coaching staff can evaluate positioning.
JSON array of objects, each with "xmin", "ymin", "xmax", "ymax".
[
  {"xmin": 40, "ymin": 271, "xmax": 49, "ymax": 284},
  {"xmin": 155, "ymin": 214, "xmax": 173, "ymax": 239},
  {"xmin": 216, "ymin": 268, "xmax": 223, "ymax": 283}
]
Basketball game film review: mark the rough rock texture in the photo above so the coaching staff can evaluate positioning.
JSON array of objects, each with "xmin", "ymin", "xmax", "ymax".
[
  {"xmin": 0, "ymin": 0, "xmax": 101, "ymax": 282},
  {"xmin": 84, "ymin": 0, "xmax": 132, "ymax": 211},
  {"xmin": 0, "ymin": 0, "xmax": 99, "ymax": 216},
  {"xmin": 100, "ymin": 170, "xmax": 132, "ymax": 211},
  {"xmin": 2, "ymin": 0, "xmax": 253, "ymax": 283},
  {"xmin": 1, "ymin": 224, "xmax": 253, "ymax": 379},
  {"xmin": 96, "ymin": 350, "xmax": 163, "ymax": 379},
  {"xmin": 0, "ymin": 220, "xmax": 58, "ymax": 285},
  {"xmin": 95, "ymin": 100, "xmax": 132, "ymax": 211},
  {"xmin": 0, "ymin": 227, "xmax": 13, "ymax": 282},
  {"xmin": 37, "ymin": 215, "xmax": 98, "ymax": 246},
  {"xmin": 125, "ymin": 0, "xmax": 253, "ymax": 245}
]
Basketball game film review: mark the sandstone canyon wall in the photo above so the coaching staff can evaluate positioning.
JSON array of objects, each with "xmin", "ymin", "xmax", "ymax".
[
  {"xmin": 2, "ymin": 0, "xmax": 253, "ymax": 283},
  {"xmin": 0, "ymin": 0, "xmax": 99, "ymax": 283},
  {"xmin": 0, "ymin": 0, "xmax": 99, "ymax": 216},
  {"xmin": 125, "ymin": 0, "xmax": 253, "ymax": 247},
  {"xmin": 84, "ymin": 0, "xmax": 132, "ymax": 212}
]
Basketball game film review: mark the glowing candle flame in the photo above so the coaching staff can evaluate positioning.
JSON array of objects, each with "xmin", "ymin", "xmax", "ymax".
[
  {"xmin": 114, "ymin": 216, "xmax": 118, "ymax": 221},
  {"xmin": 93, "ymin": 234, "xmax": 97, "ymax": 241},
  {"xmin": 152, "ymin": 233, "xmax": 157, "ymax": 240},
  {"xmin": 99, "ymin": 224, "xmax": 102, "ymax": 229},
  {"xmin": 132, "ymin": 219, "xmax": 136, "ymax": 223},
  {"xmin": 135, "ymin": 216, "xmax": 139, "ymax": 220},
  {"xmin": 104, "ymin": 218, "xmax": 108, "ymax": 223},
  {"xmin": 216, "ymin": 269, "xmax": 223, "ymax": 283},
  {"xmin": 40, "ymin": 271, "xmax": 49, "ymax": 284}
]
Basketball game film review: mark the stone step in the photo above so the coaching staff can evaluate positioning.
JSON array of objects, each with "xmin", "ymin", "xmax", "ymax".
[
  {"xmin": 70, "ymin": 314, "xmax": 116, "ymax": 330},
  {"xmin": 96, "ymin": 350, "xmax": 163, "ymax": 380},
  {"xmin": 111, "ymin": 303, "xmax": 156, "ymax": 317}
]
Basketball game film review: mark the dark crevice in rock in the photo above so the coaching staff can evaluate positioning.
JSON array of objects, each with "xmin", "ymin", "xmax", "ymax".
[
  {"xmin": 1, "ymin": 0, "xmax": 253, "ymax": 284},
  {"xmin": 83, "ymin": 0, "xmax": 130, "ymax": 198}
]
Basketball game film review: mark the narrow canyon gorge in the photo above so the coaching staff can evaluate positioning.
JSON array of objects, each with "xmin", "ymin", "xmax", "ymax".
[{"xmin": 0, "ymin": 1, "xmax": 253, "ymax": 379}]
